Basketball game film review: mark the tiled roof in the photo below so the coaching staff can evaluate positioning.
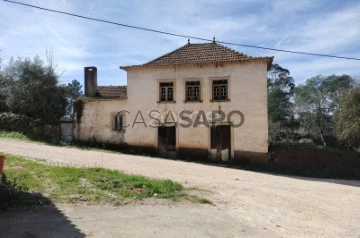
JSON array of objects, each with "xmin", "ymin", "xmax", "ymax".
[
  {"xmin": 120, "ymin": 42, "xmax": 273, "ymax": 70},
  {"xmin": 97, "ymin": 86, "xmax": 127, "ymax": 99},
  {"xmin": 81, "ymin": 86, "xmax": 127, "ymax": 101}
]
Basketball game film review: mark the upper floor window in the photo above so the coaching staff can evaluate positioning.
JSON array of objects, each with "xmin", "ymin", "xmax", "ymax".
[
  {"xmin": 186, "ymin": 81, "xmax": 200, "ymax": 101},
  {"xmin": 159, "ymin": 82, "xmax": 174, "ymax": 102},
  {"xmin": 212, "ymin": 80, "xmax": 228, "ymax": 101}
]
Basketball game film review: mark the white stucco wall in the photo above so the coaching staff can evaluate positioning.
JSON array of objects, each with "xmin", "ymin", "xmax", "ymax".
[{"xmin": 75, "ymin": 61, "xmax": 269, "ymax": 162}]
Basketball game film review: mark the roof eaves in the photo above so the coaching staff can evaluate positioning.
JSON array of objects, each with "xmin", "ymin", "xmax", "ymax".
[
  {"xmin": 79, "ymin": 96, "xmax": 128, "ymax": 102},
  {"xmin": 120, "ymin": 57, "xmax": 274, "ymax": 71}
]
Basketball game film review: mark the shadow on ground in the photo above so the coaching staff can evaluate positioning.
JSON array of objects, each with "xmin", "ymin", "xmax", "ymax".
[{"xmin": 0, "ymin": 174, "xmax": 85, "ymax": 238}]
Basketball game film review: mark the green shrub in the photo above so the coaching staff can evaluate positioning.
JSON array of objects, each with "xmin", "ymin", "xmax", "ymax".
[
  {"xmin": 269, "ymin": 144, "xmax": 360, "ymax": 178},
  {"xmin": 0, "ymin": 112, "xmax": 34, "ymax": 133}
]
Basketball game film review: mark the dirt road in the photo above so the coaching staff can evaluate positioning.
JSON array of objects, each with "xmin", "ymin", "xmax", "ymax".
[{"xmin": 0, "ymin": 138, "xmax": 359, "ymax": 238}]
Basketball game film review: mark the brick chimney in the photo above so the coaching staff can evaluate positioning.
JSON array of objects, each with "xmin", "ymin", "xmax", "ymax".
[{"xmin": 84, "ymin": 66, "xmax": 97, "ymax": 97}]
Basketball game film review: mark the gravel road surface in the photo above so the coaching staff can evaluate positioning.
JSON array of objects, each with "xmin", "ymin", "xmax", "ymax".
[{"xmin": 0, "ymin": 138, "xmax": 359, "ymax": 238}]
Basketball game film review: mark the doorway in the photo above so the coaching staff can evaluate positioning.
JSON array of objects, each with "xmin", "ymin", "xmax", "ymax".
[
  {"xmin": 158, "ymin": 126, "xmax": 176, "ymax": 157},
  {"xmin": 210, "ymin": 125, "xmax": 231, "ymax": 161}
]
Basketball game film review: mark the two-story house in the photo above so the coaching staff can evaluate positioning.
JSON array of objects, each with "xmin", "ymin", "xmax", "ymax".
[{"xmin": 74, "ymin": 41, "xmax": 273, "ymax": 164}]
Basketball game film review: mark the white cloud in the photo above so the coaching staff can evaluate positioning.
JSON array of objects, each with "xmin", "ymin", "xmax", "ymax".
[
  {"xmin": 282, "ymin": 57, "xmax": 360, "ymax": 84},
  {"xmin": 0, "ymin": 0, "xmax": 359, "ymax": 86}
]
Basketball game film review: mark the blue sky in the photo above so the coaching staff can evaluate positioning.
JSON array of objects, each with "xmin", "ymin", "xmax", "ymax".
[{"xmin": 0, "ymin": 0, "xmax": 359, "ymax": 87}]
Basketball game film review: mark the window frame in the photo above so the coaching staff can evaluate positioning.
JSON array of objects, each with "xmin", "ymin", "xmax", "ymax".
[
  {"xmin": 158, "ymin": 81, "xmax": 175, "ymax": 103},
  {"xmin": 211, "ymin": 79, "xmax": 230, "ymax": 102},
  {"xmin": 185, "ymin": 80, "xmax": 202, "ymax": 102}
]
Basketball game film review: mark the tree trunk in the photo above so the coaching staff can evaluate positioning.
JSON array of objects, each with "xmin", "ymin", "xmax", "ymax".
[
  {"xmin": 315, "ymin": 110, "xmax": 327, "ymax": 147},
  {"xmin": 319, "ymin": 127, "xmax": 327, "ymax": 147}
]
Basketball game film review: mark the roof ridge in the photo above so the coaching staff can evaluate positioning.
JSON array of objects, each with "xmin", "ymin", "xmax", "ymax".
[
  {"xmin": 143, "ymin": 43, "xmax": 190, "ymax": 66},
  {"xmin": 120, "ymin": 42, "xmax": 273, "ymax": 70},
  {"xmin": 215, "ymin": 43, "xmax": 250, "ymax": 58}
]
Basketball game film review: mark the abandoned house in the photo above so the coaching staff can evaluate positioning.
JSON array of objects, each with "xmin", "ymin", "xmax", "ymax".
[{"xmin": 74, "ymin": 41, "xmax": 273, "ymax": 163}]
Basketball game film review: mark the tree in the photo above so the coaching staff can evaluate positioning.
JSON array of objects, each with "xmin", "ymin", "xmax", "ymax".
[
  {"xmin": 0, "ymin": 50, "xmax": 6, "ymax": 112},
  {"xmin": 334, "ymin": 87, "xmax": 360, "ymax": 148},
  {"xmin": 295, "ymin": 75, "xmax": 354, "ymax": 146},
  {"xmin": 0, "ymin": 74, "xmax": 8, "ymax": 112},
  {"xmin": 2, "ymin": 56, "xmax": 67, "ymax": 124},
  {"xmin": 64, "ymin": 79, "xmax": 82, "ymax": 118},
  {"xmin": 267, "ymin": 64, "xmax": 296, "ymax": 141},
  {"xmin": 0, "ymin": 53, "xmax": 12, "ymax": 112}
]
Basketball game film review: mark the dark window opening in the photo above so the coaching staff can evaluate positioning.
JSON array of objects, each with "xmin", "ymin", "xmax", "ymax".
[
  {"xmin": 212, "ymin": 80, "xmax": 228, "ymax": 101},
  {"xmin": 159, "ymin": 82, "xmax": 174, "ymax": 102},
  {"xmin": 186, "ymin": 81, "xmax": 200, "ymax": 101}
]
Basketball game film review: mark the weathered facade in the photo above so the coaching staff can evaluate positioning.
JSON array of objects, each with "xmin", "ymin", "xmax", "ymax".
[{"xmin": 74, "ymin": 42, "xmax": 273, "ymax": 163}]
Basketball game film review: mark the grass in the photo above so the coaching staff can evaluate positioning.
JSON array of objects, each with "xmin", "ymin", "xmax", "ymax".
[
  {"xmin": 0, "ymin": 155, "xmax": 211, "ymax": 209},
  {"xmin": 0, "ymin": 131, "xmax": 31, "ymax": 141},
  {"xmin": 0, "ymin": 130, "xmax": 118, "ymax": 153},
  {"xmin": 0, "ymin": 130, "xmax": 59, "ymax": 146},
  {"xmin": 0, "ymin": 131, "xmax": 157, "ymax": 158}
]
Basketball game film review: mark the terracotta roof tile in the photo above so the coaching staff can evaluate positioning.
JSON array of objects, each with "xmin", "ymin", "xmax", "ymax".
[
  {"xmin": 97, "ymin": 86, "xmax": 127, "ymax": 99},
  {"xmin": 80, "ymin": 86, "xmax": 127, "ymax": 101},
  {"xmin": 121, "ymin": 42, "xmax": 273, "ymax": 70}
]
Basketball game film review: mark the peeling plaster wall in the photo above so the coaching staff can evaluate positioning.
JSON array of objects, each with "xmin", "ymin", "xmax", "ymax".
[
  {"xmin": 74, "ymin": 100, "xmax": 127, "ymax": 144},
  {"xmin": 74, "ymin": 61, "xmax": 268, "ymax": 161}
]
